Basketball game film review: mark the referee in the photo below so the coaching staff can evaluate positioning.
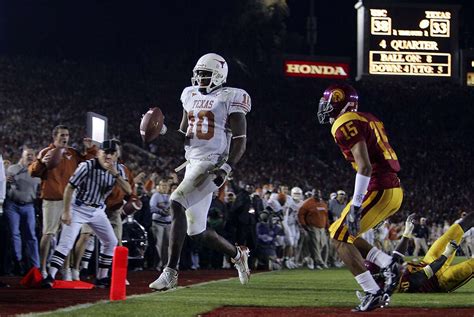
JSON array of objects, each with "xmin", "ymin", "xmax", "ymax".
[{"xmin": 42, "ymin": 140, "xmax": 132, "ymax": 288}]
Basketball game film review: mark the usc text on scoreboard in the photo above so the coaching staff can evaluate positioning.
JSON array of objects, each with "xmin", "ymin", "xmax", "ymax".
[{"xmin": 356, "ymin": 1, "xmax": 460, "ymax": 80}]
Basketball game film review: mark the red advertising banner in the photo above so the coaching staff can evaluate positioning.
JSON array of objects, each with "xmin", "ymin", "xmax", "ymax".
[{"xmin": 284, "ymin": 60, "xmax": 350, "ymax": 79}]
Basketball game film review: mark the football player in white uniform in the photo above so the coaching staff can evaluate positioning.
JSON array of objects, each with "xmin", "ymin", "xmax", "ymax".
[{"xmin": 149, "ymin": 53, "xmax": 252, "ymax": 291}]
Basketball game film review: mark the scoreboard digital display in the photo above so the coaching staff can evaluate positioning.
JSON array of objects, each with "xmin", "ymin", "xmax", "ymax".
[
  {"xmin": 461, "ymin": 49, "xmax": 474, "ymax": 86},
  {"xmin": 355, "ymin": 1, "xmax": 460, "ymax": 80}
]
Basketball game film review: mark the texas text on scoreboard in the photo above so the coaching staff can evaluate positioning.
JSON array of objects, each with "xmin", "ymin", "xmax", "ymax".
[{"xmin": 355, "ymin": 1, "xmax": 460, "ymax": 80}]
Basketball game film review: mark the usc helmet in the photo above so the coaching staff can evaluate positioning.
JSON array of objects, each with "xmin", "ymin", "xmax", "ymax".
[
  {"xmin": 191, "ymin": 53, "xmax": 228, "ymax": 93},
  {"xmin": 318, "ymin": 83, "xmax": 359, "ymax": 124}
]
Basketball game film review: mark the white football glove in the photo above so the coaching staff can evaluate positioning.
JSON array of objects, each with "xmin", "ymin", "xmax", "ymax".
[
  {"xmin": 160, "ymin": 123, "xmax": 167, "ymax": 135},
  {"xmin": 402, "ymin": 213, "xmax": 416, "ymax": 238},
  {"xmin": 442, "ymin": 240, "xmax": 459, "ymax": 258}
]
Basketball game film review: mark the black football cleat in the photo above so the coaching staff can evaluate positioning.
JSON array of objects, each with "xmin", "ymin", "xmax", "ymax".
[
  {"xmin": 41, "ymin": 275, "xmax": 54, "ymax": 289},
  {"xmin": 94, "ymin": 277, "xmax": 111, "ymax": 288},
  {"xmin": 352, "ymin": 290, "xmax": 390, "ymax": 312},
  {"xmin": 382, "ymin": 258, "xmax": 402, "ymax": 295}
]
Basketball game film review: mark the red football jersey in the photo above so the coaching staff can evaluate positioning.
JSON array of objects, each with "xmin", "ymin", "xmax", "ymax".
[
  {"xmin": 398, "ymin": 262, "xmax": 441, "ymax": 293},
  {"xmin": 331, "ymin": 112, "xmax": 400, "ymax": 191}
]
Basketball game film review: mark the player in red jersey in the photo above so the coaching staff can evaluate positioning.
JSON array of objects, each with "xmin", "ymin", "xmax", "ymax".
[
  {"xmin": 367, "ymin": 212, "xmax": 473, "ymax": 293},
  {"xmin": 318, "ymin": 83, "xmax": 403, "ymax": 311}
]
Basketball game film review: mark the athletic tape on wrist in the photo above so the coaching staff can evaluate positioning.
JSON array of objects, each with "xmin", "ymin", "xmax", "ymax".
[
  {"xmin": 352, "ymin": 173, "xmax": 370, "ymax": 207},
  {"xmin": 393, "ymin": 250, "xmax": 404, "ymax": 258},
  {"xmin": 423, "ymin": 265, "xmax": 434, "ymax": 278},
  {"xmin": 220, "ymin": 163, "xmax": 232, "ymax": 175}
]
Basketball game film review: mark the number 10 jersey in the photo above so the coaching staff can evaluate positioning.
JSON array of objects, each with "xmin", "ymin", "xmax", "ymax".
[{"xmin": 180, "ymin": 86, "xmax": 252, "ymax": 162}]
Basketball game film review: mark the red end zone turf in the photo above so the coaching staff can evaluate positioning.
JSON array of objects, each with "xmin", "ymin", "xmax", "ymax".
[{"xmin": 52, "ymin": 280, "xmax": 95, "ymax": 290}]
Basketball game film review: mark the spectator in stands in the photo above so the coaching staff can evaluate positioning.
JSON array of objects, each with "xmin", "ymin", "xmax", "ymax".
[
  {"xmin": 29, "ymin": 125, "xmax": 96, "ymax": 279},
  {"xmin": 4, "ymin": 148, "xmax": 41, "ymax": 275},
  {"xmin": 1, "ymin": 153, "xmax": 11, "ymax": 287},
  {"xmin": 413, "ymin": 217, "xmax": 430, "ymax": 256},
  {"xmin": 230, "ymin": 183, "xmax": 257, "ymax": 259},
  {"xmin": 298, "ymin": 190, "xmax": 329, "ymax": 270},
  {"xmin": 0, "ymin": 156, "xmax": 15, "ymax": 276},
  {"xmin": 150, "ymin": 179, "xmax": 171, "ymax": 271},
  {"xmin": 255, "ymin": 209, "xmax": 278, "ymax": 270},
  {"xmin": 328, "ymin": 190, "xmax": 346, "ymax": 223}
]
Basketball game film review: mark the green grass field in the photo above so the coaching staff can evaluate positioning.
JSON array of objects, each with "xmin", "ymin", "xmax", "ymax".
[{"xmin": 42, "ymin": 258, "xmax": 474, "ymax": 317}]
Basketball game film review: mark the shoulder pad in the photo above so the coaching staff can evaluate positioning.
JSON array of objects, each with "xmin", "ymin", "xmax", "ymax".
[{"xmin": 331, "ymin": 112, "xmax": 368, "ymax": 136}]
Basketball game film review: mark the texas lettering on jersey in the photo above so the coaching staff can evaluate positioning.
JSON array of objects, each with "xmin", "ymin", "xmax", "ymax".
[
  {"xmin": 331, "ymin": 112, "xmax": 400, "ymax": 191},
  {"xmin": 180, "ymin": 86, "xmax": 251, "ymax": 161},
  {"xmin": 192, "ymin": 99, "xmax": 214, "ymax": 109}
]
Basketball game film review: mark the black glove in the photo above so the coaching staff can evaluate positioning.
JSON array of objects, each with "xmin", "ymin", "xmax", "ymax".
[
  {"xmin": 193, "ymin": 163, "xmax": 232, "ymax": 189},
  {"xmin": 210, "ymin": 168, "xmax": 228, "ymax": 188},
  {"xmin": 346, "ymin": 205, "xmax": 361, "ymax": 236}
]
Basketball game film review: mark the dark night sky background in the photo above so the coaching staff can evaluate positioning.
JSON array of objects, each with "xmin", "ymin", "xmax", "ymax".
[{"xmin": 0, "ymin": 0, "xmax": 472, "ymax": 63}]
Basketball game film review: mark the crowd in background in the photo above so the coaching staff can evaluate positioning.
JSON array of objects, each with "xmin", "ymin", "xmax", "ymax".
[{"xmin": 0, "ymin": 55, "xmax": 473, "ymax": 278}]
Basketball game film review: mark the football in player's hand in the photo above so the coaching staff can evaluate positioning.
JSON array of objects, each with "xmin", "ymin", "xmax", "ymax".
[
  {"xmin": 123, "ymin": 197, "xmax": 143, "ymax": 216},
  {"xmin": 45, "ymin": 147, "xmax": 64, "ymax": 170},
  {"xmin": 140, "ymin": 107, "xmax": 164, "ymax": 143}
]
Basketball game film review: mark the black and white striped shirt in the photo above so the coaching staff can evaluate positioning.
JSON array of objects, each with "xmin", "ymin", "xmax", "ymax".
[{"xmin": 69, "ymin": 158, "xmax": 127, "ymax": 206}]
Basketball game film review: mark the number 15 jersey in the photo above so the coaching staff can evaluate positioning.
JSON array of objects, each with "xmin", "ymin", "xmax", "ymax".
[
  {"xmin": 331, "ymin": 112, "xmax": 400, "ymax": 191},
  {"xmin": 180, "ymin": 86, "xmax": 251, "ymax": 161}
]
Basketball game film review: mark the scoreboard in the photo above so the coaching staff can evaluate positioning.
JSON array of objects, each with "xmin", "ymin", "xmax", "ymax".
[
  {"xmin": 461, "ymin": 49, "xmax": 474, "ymax": 86},
  {"xmin": 355, "ymin": 1, "xmax": 460, "ymax": 80}
]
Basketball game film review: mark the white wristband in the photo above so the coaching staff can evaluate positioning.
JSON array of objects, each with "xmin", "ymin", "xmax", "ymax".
[
  {"xmin": 160, "ymin": 124, "xmax": 167, "ymax": 135},
  {"xmin": 220, "ymin": 163, "xmax": 232, "ymax": 175},
  {"xmin": 352, "ymin": 173, "xmax": 370, "ymax": 207},
  {"xmin": 423, "ymin": 265, "xmax": 434, "ymax": 278}
]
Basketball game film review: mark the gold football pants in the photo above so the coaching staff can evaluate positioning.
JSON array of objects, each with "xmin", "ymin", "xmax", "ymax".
[
  {"xmin": 422, "ymin": 224, "xmax": 474, "ymax": 292},
  {"xmin": 329, "ymin": 187, "xmax": 403, "ymax": 244}
]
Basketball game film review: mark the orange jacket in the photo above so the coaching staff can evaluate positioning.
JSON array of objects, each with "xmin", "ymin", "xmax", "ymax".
[
  {"xmin": 298, "ymin": 198, "xmax": 329, "ymax": 229},
  {"xmin": 29, "ymin": 144, "xmax": 97, "ymax": 200},
  {"xmin": 106, "ymin": 164, "xmax": 136, "ymax": 211}
]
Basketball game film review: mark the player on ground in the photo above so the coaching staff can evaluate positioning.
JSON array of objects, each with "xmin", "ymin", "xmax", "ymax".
[
  {"xmin": 149, "ymin": 53, "xmax": 251, "ymax": 291},
  {"xmin": 367, "ymin": 213, "xmax": 473, "ymax": 293},
  {"xmin": 318, "ymin": 83, "xmax": 403, "ymax": 311}
]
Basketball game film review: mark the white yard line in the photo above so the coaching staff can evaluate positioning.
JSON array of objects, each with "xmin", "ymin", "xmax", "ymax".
[{"xmin": 17, "ymin": 272, "xmax": 274, "ymax": 317}]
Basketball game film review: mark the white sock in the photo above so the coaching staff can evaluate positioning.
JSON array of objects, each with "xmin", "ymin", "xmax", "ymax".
[
  {"xmin": 97, "ymin": 268, "xmax": 109, "ymax": 279},
  {"xmin": 49, "ymin": 267, "xmax": 58, "ymax": 279},
  {"xmin": 366, "ymin": 247, "xmax": 392, "ymax": 268},
  {"xmin": 355, "ymin": 270, "xmax": 380, "ymax": 294},
  {"xmin": 233, "ymin": 248, "xmax": 241, "ymax": 262},
  {"xmin": 164, "ymin": 267, "xmax": 178, "ymax": 275}
]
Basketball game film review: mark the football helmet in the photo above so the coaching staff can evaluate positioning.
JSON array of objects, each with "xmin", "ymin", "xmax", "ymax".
[
  {"xmin": 191, "ymin": 53, "xmax": 228, "ymax": 93},
  {"xmin": 318, "ymin": 83, "xmax": 359, "ymax": 124},
  {"xmin": 290, "ymin": 187, "xmax": 303, "ymax": 203}
]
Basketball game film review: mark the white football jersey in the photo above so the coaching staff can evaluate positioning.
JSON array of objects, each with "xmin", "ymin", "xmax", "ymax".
[{"xmin": 180, "ymin": 86, "xmax": 251, "ymax": 161}]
